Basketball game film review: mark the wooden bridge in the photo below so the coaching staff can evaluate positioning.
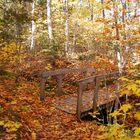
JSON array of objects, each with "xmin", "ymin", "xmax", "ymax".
[{"xmin": 40, "ymin": 68, "xmax": 125, "ymax": 121}]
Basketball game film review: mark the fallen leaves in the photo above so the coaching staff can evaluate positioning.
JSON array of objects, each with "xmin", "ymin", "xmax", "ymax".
[{"xmin": 0, "ymin": 76, "xmax": 101, "ymax": 139}]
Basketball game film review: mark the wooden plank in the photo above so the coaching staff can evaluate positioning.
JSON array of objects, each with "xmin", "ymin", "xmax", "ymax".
[
  {"xmin": 42, "ymin": 68, "xmax": 95, "ymax": 77},
  {"xmin": 78, "ymin": 76, "xmax": 95, "ymax": 84},
  {"xmin": 78, "ymin": 71, "xmax": 120, "ymax": 84},
  {"xmin": 95, "ymin": 71, "xmax": 120, "ymax": 80}
]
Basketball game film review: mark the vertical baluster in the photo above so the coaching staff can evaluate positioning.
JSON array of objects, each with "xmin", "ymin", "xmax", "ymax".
[
  {"xmin": 56, "ymin": 74, "xmax": 63, "ymax": 96},
  {"xmin": 77, "ymin": 83, "xmax": 83, "ymax": 120}
]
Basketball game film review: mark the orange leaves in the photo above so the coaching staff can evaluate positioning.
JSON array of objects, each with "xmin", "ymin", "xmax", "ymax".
[
  {"xmin": 55, "ymin": 59, "xmax": 66, "ymax": 68},
  {"xmin": 95, "ymin": 18, "xmax": 106, "ymax": 23},
  {"xmin": 104, "ymin": 27, "xmax": 111, "ymax": 34},
  {"xmin": 115, "ymin": 23, "xmax": 123, "ymax": 29},
  {"xmin": 90, "ymin": 57, "xmax": 117, "ymax": 73}
]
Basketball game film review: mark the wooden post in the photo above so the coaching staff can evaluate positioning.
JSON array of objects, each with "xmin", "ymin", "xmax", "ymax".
[
  {"xmin": 104, "ymin": 76, "xmax": 111, "ymax": 124},
  {"xmin": 114, "ymin": 80, "xmax": 120, "ymax": 123},
  {"xmin": 93, "ymin": 77, "xmax": 99, "ymax": 111},
  {"xmin": 40, "ymin": 77, "xmax": 46, "ymax": 101},
  {"xmin": 76, "ymin": 83, "xmax": 83, "ymax": 120},
  {"xmin": 56, "ymin": 75, "xmax": 63, "ymax": 96}
]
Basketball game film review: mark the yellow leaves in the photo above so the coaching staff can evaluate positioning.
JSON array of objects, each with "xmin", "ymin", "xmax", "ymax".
[
  {"xmin": 105, "ymin": 123, "xmax": 124, "ymax": 138},
  {"xmin": 21, "ymin": 105, "xmax": 31, "ymax": 112},
  {"xmin": 110, "ymin": 111, "xmax": 123, "ymax": 117},
  {"xmin": 136, "ymin": 80, "xmax": 140, "ymax": 84},
  {"xmin": 0, "ymin": 106, "xmax": 3, "ymax": 113},
  {"xmin": 45, "ymin": 64, "xmax": 52, "ymax": 70},
  {"xmin": 79, "ymin": 8, "xmax": 90, "ymax": 17},
  {"xmin": 0, "ymin": 120, "xmax": 4, "ymax": 126},
  {"xmin": 0, "ymin": 120, "xmax": 22, "ymax": 132},
  {"xmin": 31, "ymin": 132, "xmax": 36, "ymax": 140},
  {"xmin": 120, "ymin": 77, "xmax": 140, "ymax": 97},
  {"xmin": 10, "ymin": 100, "xmax": 17, "ymax": 105},
  {"xmin": 126, "ymin": 83, "xmax": 140, "ymax": 97},
  {"xmin": 134, "ymin": 127, "xmax": 140, "ymax": 137},
  {"xmin": 119, "ymin": 104, "xmax": 132, "ymax": 113},
  {"xmin": 127, "ymin": 84, "xmax": 138, "ymax": 92},
  {"xmin": 104, "ymin": 27, "xmax": 111, "ymax": 34},
  {"xmin": 0, "ymin": 43, "xmax": 17, "ymax": 64},
  {"xmin": 134, "ymin": 112, "xmax": 140, "ymax": 121},
  {"xmin": 119, "ymin": 77, "xmax": 129, "ymax": 81},
  {"xmin": 110, "ymin": 104, "xmax": 132, "ymax": 118}
]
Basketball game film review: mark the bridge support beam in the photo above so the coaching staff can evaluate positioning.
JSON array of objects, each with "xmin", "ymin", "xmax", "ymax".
[{"xmin": 93, "ymin": 78, "xmax": 99, "ymax": 111}]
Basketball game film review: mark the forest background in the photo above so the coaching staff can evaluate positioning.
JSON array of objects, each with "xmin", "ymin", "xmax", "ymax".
[{"xmin": 0, "ymin": 0, "xmax": 140, "ymax": 139}]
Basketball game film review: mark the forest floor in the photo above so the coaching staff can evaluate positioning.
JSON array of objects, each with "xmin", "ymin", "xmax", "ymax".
[
  {"xmin": 0, "ymin": 56, "xmax": 118, "ymax": 140},
  {"xmin": 0, "ymin": 77, "xmax": 104, "ymax": 140}
]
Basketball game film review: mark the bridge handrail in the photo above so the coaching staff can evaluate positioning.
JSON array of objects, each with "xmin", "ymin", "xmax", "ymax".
[
  {"xmin": 42, "ymin": 68, "xmax": 95, "ymax": 77},
  {"xmin": 40, "ymin": 67, "xmax": 95, "ymax": 101},
  {"xmin": 77, "ymin": 71, "xmax": 126, "ymax": 119}
]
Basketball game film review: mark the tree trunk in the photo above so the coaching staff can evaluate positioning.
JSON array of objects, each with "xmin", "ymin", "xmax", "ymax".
[
  {"xmin": 101, "ymin": 0, "xmax": 105, "ymax": 18},
  {"xmin": 47, "ymin": 0, "xmax": 53, "ymax": 41},
  {"xmin": 113, "ymin": 0, "xmax": 123, "ymax": 73},
  {"xmin": 91, "ymin": 4, "xmax": 94, "ymax": 20},
  {"xmin": 15, "ymin": 23, "xmax": 21, "ymax": 83},
  {"xmin": 65, "ymin": 0, "xmax": 69, "ymax": 56},
  {"xmin": 30, "ymin": 1, "xmax": 36, "ymax": 50}
]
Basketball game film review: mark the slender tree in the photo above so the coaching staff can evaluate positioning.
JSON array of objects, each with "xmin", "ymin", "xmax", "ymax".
[
  {"xmin": 30, "ymin": 1, "xmax": 36, "ymax": 50},
  {"xmin": 101, "ymin": 0, "xmax": 105, "ymax": 18},
  {"xmin": 112, "ymin": 0, "xmax": 123, "ymax": 73},
  {"xmin": 47, "ymin": 0, "xmax": 53, "ymax": 41},
  {"xmin": 65, "ymin": 0, "xmax": 69, "ymax": 56}
]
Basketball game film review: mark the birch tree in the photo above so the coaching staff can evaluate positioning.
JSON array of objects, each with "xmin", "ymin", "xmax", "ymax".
[
  {"xmin": 47, "ymin": 0, "xmax": 53, "ymax": 41},
  {"xmin": 30, "ymin": 1, "xmax": 36, "ymax": 49},
  {"xmin": 65, "ymin": 0, "xmax": 69, "ymax": 56},
  {"xmin": 112, "ymin": 0, "xmax": 123, "ymax": 73}
]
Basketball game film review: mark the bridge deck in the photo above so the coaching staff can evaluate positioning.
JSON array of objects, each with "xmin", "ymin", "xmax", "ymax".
[{"xmin": 54, "ymin": 86, "xmax": 117, "ymax": 115}]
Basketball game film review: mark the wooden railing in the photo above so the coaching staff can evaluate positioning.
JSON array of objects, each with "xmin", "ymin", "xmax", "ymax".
[
  {"xmin": 76, "ymin": 71, "xmax": 123, "ymax": 119},
  {"xmin": 40, "ymin": 68, "xmax": 95, "ymax": 101}
]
